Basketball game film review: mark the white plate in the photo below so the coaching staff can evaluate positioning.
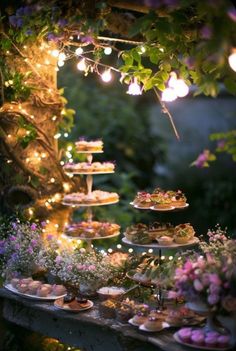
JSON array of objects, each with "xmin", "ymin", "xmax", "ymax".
[
  {"xmin": 139, "ymin": 322, "xmax": 169, "ymax": 332},
  {"xmin": 122, "ymin": 237, "xmax": 199, "ymax": 249},
  {"xmin": 75, "ymin": 150, "xmax": 104, "ymax": 154},
  {"xmin": 54, "ymin": 298, "xmax": 93, "ymax": 312},
  {"xmin": 61, "ymin": 231, "xmax": 120, "ymax": 241},
  {"xmin": 173, "ymin": 332, "xmax": 233, "ymax": 351},
  {"xmin": 65, "ymin": 171, "xmax": 115, "ymax": 175},
  {"xmin": 128, "ymin": 318, "xmax": 145, "ymax": 327},
  {"xmin": 62, "ymin": 199, "xmax": 119, "ymax": 207},
  {"xmin": 4, "ymin": 284, "xmax": 66, "ymax": 301},
  {"xmin": 130, "ymin": 202, "xmax": 152, "ymax": 210},
  {"xmin": 150, "ymin": 206, "xmax": 176, "ymax": 211}
]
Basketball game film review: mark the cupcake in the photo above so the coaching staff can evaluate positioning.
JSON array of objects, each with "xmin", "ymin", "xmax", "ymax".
[
  {"xmin": 17, "ymin": 283, "xmax": 29, "ymax": 293},
  {"xmin": 144, "ymin": 316, "xmax": 163, "ymax": 331},
  {"xmin": 205, "ymin": 335, "xmax": 217, "ymax": 348},
  {"xmin": 52, "ymin": 285, "xmax": 67, "ymax": 296},
  {"xmin": 37, "ymin": 286, "xmax": 50, "ymax": 297},
  {"xmin": 20, "ymin": 277, "xmax": 33, "ymax": 285},
  {"xmin": 27, "ymin": 281, "xmax": 42, "ymax": 295},
  {"xmin": 191, "ymin": 332, "xmax": 205, "ymax": 346},
  {"xmin": 158, "ymin": 236, "xmax": 174, "ymax": 246},
  {"xmin": 169, "ymin": 190, "xmax": 187, "ymax": 207},
  {"xmin": 99, "ymin": 299, "xmax": 117, "ymax": 319},
  {"xmin": 132, "ymin": 312, "xmax": 147, "ymax": 325},
  {"xmin": 133, "ymin": 192, "xmax": 153, "ymax": 208},
  {"xmin": 217, "ymin": 335, "xmax": 230, "ymax": 348},
  {"xmin": 178, "ymin": 328, "xmax": 192, "ymax": 343}
]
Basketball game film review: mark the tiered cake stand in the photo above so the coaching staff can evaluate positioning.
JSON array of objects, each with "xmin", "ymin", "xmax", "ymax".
[
  {"xmin": 62, "ymin": 150, "xmax": 120, "ymax": 250},
  {"xmin": 122, "ymin": 201, "xmax": 199, "ymax": 306}
]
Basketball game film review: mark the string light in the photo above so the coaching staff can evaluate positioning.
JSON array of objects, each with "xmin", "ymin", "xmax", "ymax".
[
  {"xmin": 77, "ymin": 58, "xmax": 87, "ymax": 71},
  {"xmin": 58, "ymin": 52, "xmax": 66, "ymax": 61},
  {"xmin": 138, "ymin": 45, "xmax": 146, "ymax": 54},
  {"xmin": 148, "ymin": 249, "xmax": 153, "ymax": 253},
  {"xmin": 116, "ymin": 244, "xmax": 122, "ymax": 249},
  {"xmin": 63, "ymin": 182, "xmax": 71, "ymax": 192},
  {"xmin": 50, "ymin": 177, "xmax": 55, "ymax": 183},
  {"xmin": 101, "ymin": 69, "xmax": 112, "ymax": 82},
  {"xmin": 67, "ymin": 145, "xmax": 73, "ymax": 151},
  {"xmin": 75, "ymin": 47, "xmax": 84, "ymax": 55},
  {"xmin": 58, "ymin": 60, "xmax": 65, "ymax": 67},
  {"xmin": 64, "ymin": 133, "xmax": 69, "ymax": 137},
  {"xmin": 127, "ymin": 78, "xmax": 142, "ymax": 95},
  {"xmin": 228, "ymin": 51, "xmax": 236, "ymax": 72},
  {"xmin": 52, "ymin": 116, "xmax": 57, "ymax": 121},
  {"xmin": 104, "ymin": 47, "xmax": 112, "ymax": 55},
  {"xmin": 54, "ymin": 133, "xmax": 61, "ymax": 139},
  {"xmin": 51, "ymin": 49, "xmax": 59, "ymax": 57},
  {"xmin": 128, "ymin": 248, "xmax": 133, "ymax": 253},
  {"xmin": 168, "ymin": 72, "xmax": 189, "ymax": 98},
  {"xmin": 162, "ymin": 87, "xmax": 177, "ymax": 102},
  {"xmin": 108, "ymin": 248, "xmax": 113, "ymax": 253},
  {"xmin": 28, "ymin": 208, "xmax": 34, "ymax": 216},
  {"xmin": 60, "ymin": 161, "xmax": 65, "ymax": 165}
]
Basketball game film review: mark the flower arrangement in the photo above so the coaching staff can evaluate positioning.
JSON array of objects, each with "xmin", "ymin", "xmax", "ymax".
[
  {"xmin": 49, "ymin": 249, "xmax": 118, "ymax": 291},
  {"xmin": 0, "ymin": 220, "xmax": 44, "ymax": 278}
]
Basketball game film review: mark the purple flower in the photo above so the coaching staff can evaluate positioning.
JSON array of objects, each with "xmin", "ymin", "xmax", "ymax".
[
  {"xmin": 67, "ymin": 265, "xmax": 72, "ymax": 271},
  {"xmin": 209, "ymin": 284, "xmax": 220, "ymax": 294},
  {"xmin": 55, "ymin": 255, "xmax": 62, "ymax": 264},
  {"xmin": 88, "ymin": 265, "xmax": 96, "ymax": 271},
  {"xmin": 58, "ymin": 19, "xmax": 68, "ymax": 27},
  {"xmin": 31, "ymin": 223, "xmax": 37, "ymax": 231},
  {"xmin": 12, "ymin": 222, "xmax": 17, "ymax": 230},
  {"xmin": 208, "ymin": 294, "xmax": 220, "ymax": 305},
  {"xmin": 9, "ymin": 16, "xmax": 18, "ymax": 27},
  {"xmin": 11, "ymin": 253, "xmax": 18, "ymax": 261},
  {"xmin": 31, "ymin": 239, "xmax": 38, "ymax": 247},
  {"xmin": 27, "ymin": 246, "xmax": 33, "ymax": 254},
  {"xmin": 41, "ymin": 221, "xmax": 46, "ymax": 227},
  {"xmin": 80, "ymin": 35, "xmax": 94, "ymax": 44},
  {"xmin": 0, "ymin": 240, "xmax": 5, "ymax": 247},
  {"xmin": 10, "ymin": 236, "xmax": 16, "ymax": 241},
  {"xmin": 193, "ymin": 279, "xmax": 204, "ymax": 292},
  {"xmin": 23, "ymin": 6, "xmax": 33, "ymax": 16},
  {"xmin": 16, "ymin": 7, "xmax": 25, "ymax": 16},
  {"xmin": 47, "ymin": 234, "xmax": 53, "ymax": 241},
  {"xmin": 14, "ymin": 243, "xmax": 20, "ymax": 250},
  {"xmin": 209, "ymin": 273, "xmax": 221, "ymax": 286},
  {"xmin": 25, "ymin": 29, "xmax": 33, "ymax": 35},
  {"xmin": 47, "ymin": 33, "xmax": 59, "ymax": 42},
  {"xmin": 227, "ymin": 7, "xmax": 236, "ymax": 22},
  {"xmin": 0, "ymin": 248, "xmax": 5, "ymax": 255},
  {"xmin": 16, "ymin": 18, "xmax": 24, "ymax": 28},
  {"xmin": 200, "ymin": 26, "xmax": 212, "ymax": 40},
  {"xmin": 184, "ymin": 57, "xmax": 195, "ymax": 69}
]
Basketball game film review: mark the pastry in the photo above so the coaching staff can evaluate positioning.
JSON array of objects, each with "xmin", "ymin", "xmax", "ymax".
[
  {"xmin": 217, "ymin": 335, "xmax": 230, "ymax": 348},
  {"xmin": 124, "ymin": 223, "xmax": 152, "ymax": 244},
  {"xmin": 190, "ymin": 330, "xmax": 205, "ymax": 346},
  {"xmin": 132, "ymin": 312, "xmax": 147, "ymax": 325},
  {"xmin": 178, "ymin": 328, "xmax": 192, "ymax": 343},
  {"xmin": 20, "ymin": 277, "xmax": 33, "ymax": 284},
  {"xmin": 52, "ymin": 285, "xmax": 67, "ymax": 296},
  {"xmin": 158, "ymin": 236, "xmax": 174, "ymax": 245},
  {"xmin": 205, "ymin": 335, "xmax": 217, "ymax": 348},
  {"xmin": 143, "ymin": 316, "xmax": 163, "ymax": 331},
  {"xmin": 65, "ymin": 221, "xmax": 120, "ymax": 238},
  {"xmin": 151, "ymin": 193, "xmax": 173, "ymax": 210},
  {"xmin": 27, "ymin": 281, "xmax": 42, "ymax": 295},
  {"xmin": 99, "ymin": 299, "xmax": 117, "ymax": 319},
  {"xmin": 174, "ymin": 223, "xmax": 195, "ymax": 244},
  {"xmin": 169, "ymin": 190, "xmax": 187, "ymax": 207},
  {"xmin": 133, "ymin": 192, "xmax": 153, "ymax": 208},
  {"xmin": 10, "ymin": 278, "xmax": 20, "ymax": 288},
  {"xmin": 148, "ymin": 222, "xmax": 174, "ymax": 239},
  {"xmin": 75, "ymin": 139, "xmax": 103, "ymax": 152},
  {"xmin": 17, "ymin": 283, "xmax": 29, "ymax": 293},
  {"xmin": 64, "ymin": 161, "xmax": 115, "ymax": 173},
  {"xmin": 63, "ymin": 190, "xmax": 119, "ymax": 205},
  {"xmin": 37, "ymin": 286, "xmax": 50, "ymax": 297}
]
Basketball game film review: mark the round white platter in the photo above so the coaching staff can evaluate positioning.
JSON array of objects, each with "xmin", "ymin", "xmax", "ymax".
[{"xmin": 4, "ymin": 284, "xmax": 66, "ymax": 301}]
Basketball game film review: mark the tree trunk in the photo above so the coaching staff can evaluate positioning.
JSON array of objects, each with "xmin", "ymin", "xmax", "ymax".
[{"xmin": 0, "ymin": 38, "xmax": 76, "ymax": 230}]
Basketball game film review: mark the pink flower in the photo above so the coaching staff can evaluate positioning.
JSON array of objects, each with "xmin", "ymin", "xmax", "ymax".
[
  {"xmin": 209, "ymin": 284, "xmax": 220, "ymax": 294},
  {"xmin": 193, "ymin": 279, "xmax": 204, "ymax": 292},
  {"xmin": 208, "ymin": 294, "xmax": 220, "ymax": 305},
  {"xmin": 55, "ymin": 256, "xmax": 62, "ymax": 264},
  {"xmin": 168, "ymin": 291, "xmax": 178, "ymax": 299},
  {"xmin": 201, "ymin": 273, "xmax": 210, "ymax": 286},
  {"xmin": 88, "ymin": 265, "xmax": 96, "ymax": 271},
  {"xmin": 67, "ymin": 265, "xmax": 72, "ymax": 271},
  {"xmin": 209, "ymin": 273, "xmax": 221, "ymax": 286}
]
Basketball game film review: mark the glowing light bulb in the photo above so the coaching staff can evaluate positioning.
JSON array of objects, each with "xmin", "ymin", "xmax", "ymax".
[
  {"xmin": 128, "ymin": 248, "xmax": 134, "ymax": 253},
  {"xmin": 51, "ymin": 49, "xmax": 59, "ymax": 57},
  {"xmin": 28, "ymin": 208, "xmax": 34, "ymax": 216},
  {"xmin": 138, "ymin": 45, "xmax": 146, "ymax": 54},
  {"xmin": 63, "ymin": 182, "xmax": 71, "ymax": 192},
  {"xmin": 75, "ymin": 47, "xmax": 83, "ymax": 55},
  {"xmin": 64, "ymin": 133, "xmax": 68, "ymax": 138},
  {"xmin": 60, "ymin": 161, "xmax": 65, "ymax": 166},
  {"xmin": 58, "ymin": 60, "xmax": 64, "ymax": 67},
  {"xmin": 54, "ymin": 133, "xmax": 61, "ymax": 139},
  {"xmin": 174, "ymin": 79, "xmax": 189, "ymax": 97},
  {"xmin": 101, "ymin": 69, "xmax": 112, "ymax": 82},
  {"xmin": 67, "ymin": 145, "xmax": 73, "ymax": 151},
  {"xmin": 168, "ymin": 72, "xmax": 178, "ymax": 88},
  {"xmin": 127, "ymin": 78, "xmax": 142, "ymax": 95},
  {"xmin": 77, "ymin": 58, "xmax": 87, "ymax": 71},
  {"xmin": 162, "ymin": 88, "xmax": 177, "ymax": 102},
  {"xmin": 116, "ymin": 244, "xmax": 122, "ymax": 249},
  {"xmin": 228, "ymin": 52, "xmax": 236, "ymax": 72},
  {"xmin": 108, "ymin": 248, "xmax": 113, "ymax": 253},
  {"xmin": 50, "ymin": 177, "xmax": 55, "ymax": 183},
  {"xmin": 58, "ymin": 52, "xmax": 66, "ymax": 61},
  {"xmin": 104, "ymin": 47, "xmax": 112, "ymax": 55}
]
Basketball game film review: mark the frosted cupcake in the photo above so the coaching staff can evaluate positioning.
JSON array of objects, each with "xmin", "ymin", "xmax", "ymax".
[{"xmin": 178, "ymin": 328, "xmax": 192, "ymax": 343}]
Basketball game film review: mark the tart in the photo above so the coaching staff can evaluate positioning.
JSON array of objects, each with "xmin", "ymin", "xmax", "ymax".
[
  {"xmin": 148, "ymin": 222, "xmax": 174, "ymax": 239},
  {"xmin": 158, "ymin": 236, "xmax": 174, "ymax": 246},
  {"xmin": 151, "ymin": 194, "xmax": 173, "ymax": 210},
  {"xmin": 132, "ymin": 312, "xmax": 147, "ymax": 325},
  {"xmin": 143, "ymin": 316, "xmax": 163, "ymax": 331},
  {"xmin": 63, "ymin": 190, "xmax": 119, "ymax": 205},
  {"xmin": 133, "ymin": 192, "xmax": 153, "ymax": 208},
  {"xmin": 169, "ymin": 190, "xmax": 187, "ymax": 208},
  {"xmin": 52, "ymin": 285, "xmax": 67, "ymax": 296},
  {"xmin": 64, "ymin": 161, "xmax": 115, "ymax": 173},
  {"xmin": 124, "ymin": 223, "xmax": 152, "ymax": 244},
  {"xmin": 65, "ymin": 221, "xmax": 120, "ymax": 238},
  {"xmin": 75, "ymin": 139, "xmax": 103, "ymax": 152},
  {"xmin": 174, "ymin": 223, "xmax": 195, "ymax": 244}
]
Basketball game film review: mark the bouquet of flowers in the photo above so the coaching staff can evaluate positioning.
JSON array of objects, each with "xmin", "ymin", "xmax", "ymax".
[{"xmin": 0, "ymin": 220, "xmax": 44, "ymax": 278}]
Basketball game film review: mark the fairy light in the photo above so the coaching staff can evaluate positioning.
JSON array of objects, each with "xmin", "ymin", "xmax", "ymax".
[
  {"xmin": 108, "ymin": 248, "xmax": 113, "ymax": 253},
  {"xmin": 45, "ymin": 59, "xmax": 50, "ymax": 65},
  {"xmin": 58, "ymin": 52, "xmax": 66, "ymax": 61},
  {"xmin": 7, "ymin": 134, "xmax": 12, "ymax": 138},
  {"xmin": 101, "ymin": 69, "xmax": 112, "ymax": 83},
  {"xmin": 26, "ymin": 158, "xmax": 30, "ymax": 163},
  {"xmin": 75, "ymin": 47, "xmax": 84, "ymax": 55},
  {"xmin": 162, "ymin": 87, "xmax": 177, "ymax": 102},
  {"xmin": 77, "ymin": 58, "xmax": 87, "ymax": 71},
  {"xmin": 127, "ymin": 78, "xmax": 142, "ymax": 95},
  {"xmin": 54, "ymin": 224, "xmax": 59, "ymax": 228},
  {"xmin": 168, "ymin": 72, "xmax": 189, "ymax": 98},
  {"xmin": 41, "ymin": 153, "xmax": 47, "ymax": 158},
  {"xmin": 63, "ymin": 182, "xmax": 71, "ymax": 192},
  {"xmin": 54, "ymin": 133, "xmax": 61, "ymax": 139},
  {"xmin": 67, "ymin": 145, "xmax": 73, "ymax": 151},
  {"xmin": 161, "ymin": 255, "xmax": 165, "ymax": 260},
  {"xmin": 46, "ymin": 219, "xmax": 50, "ymax": 223},
  {"xmin": 58, "ymin": 60, "xmax": 65, "ymax": 67},
  {"xmin": 138, "ymin": 45, "xmax": 146, "ymax": 54},
  {"xmin": 50, "ymin": 177, "xmax": 55, "ymax": 183},
  {"xmin": 30, "ymin": 115, "xmax": 35, "ymax": 119},
  {"xmin": 66, "ymin": 151, "xmax": 72, "ymax": 158},
  {"xmin": 128, "ymin": 248, "xmax": 133, "ymax": 253},
  {"xmin": 34, "ymin": 152, "xmax": 39, "ymax": 157},
  {"xmin": 69, "ymin": 159, "xmax": 74, "ymax": 164},
  {"xmin": 60, "ymin": 161, "xmax": 65, "ymax": 166},
  {"xmin": 36, "ymin": 63, "xmax": 41, "ymax": 68},
  {"xmin": 52, "ymin": 116, "xmax": 57, "ymax": 121},
  {"xmin": 228, "ymin": 51, "xmax": 236, "ymax": 72},
  {"xmin": 64, "ymin": 133, "xmax": 69, "ymax": 137},
  {"xmin": 148, "ymin": 249, "xmax": 153, "ymax": 253},
  {"xmin": 104, "ymin": 47, "xmax": 112, "ymax": 55},
  {"xmin": 28, "ymin": 208, "xmax": 34, "ymax": 216},
  {"xmin": 169, "ymin": 256, "xmax": 173, "ymax": 261},
  {"xmin": 7, "ymin": 159, "xmax": 12, "ymax": 163},
  {"xmin": 116, "ymin": 244, "xmax": 122, "ymax": 249},
  {"xmin": 51, "ymin": 49, "xmax": 59, "ymax": 58}
]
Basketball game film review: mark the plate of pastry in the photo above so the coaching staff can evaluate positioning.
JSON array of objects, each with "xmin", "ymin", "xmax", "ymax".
[
  {"xmin": 54, "ymin": 295, "xmax": 93, "ymax": 312},
  {"xmin": 5, "ymin": 278, "xmax": 67, "ymax": 301}
]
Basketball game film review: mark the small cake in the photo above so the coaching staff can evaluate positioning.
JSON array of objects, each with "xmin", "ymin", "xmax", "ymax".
[
  {"xmin": 178, "ymin": 328, "xmax": 192, "ymax": 343},
  {"xmin": 75, "ymin": 296, "xmax": 90, "ymax": 308},
  {"xmin": 143, "ymin": 316, "xmax": 163, "ymax": 331},
  {"xmin": 52, "ymin": 285, "xmax": 67, "ymax": 296},
  {"xmin": 10, "ymin": 278, "xmax": 20, "ymax": 288},
  {"xmin": 124, "ymin": 223, "xmax": 152, "ymax": 244},
  {"xmin": 17, "ymin": 283, "xmax": 29, "ymax": 293},
  {"xmin": 217, "ymin": 335, "xmax": 230, "ymax": 348},
  {"xmin": 64, "ymin": 161, "xmax": 115, "ymax": 173},
  {"xmin": 97, "ymin": 286, "xmax": 125, "ymax": 301},
  {"xmin": 27, "ymin": 281, "xmax": 42, "ymax": 295},
  {"xmin": 75, "ymin": 139, "xmax": 103, "ymax": 152},
  {"xmin": 169, "ymin": 190, "xmax": 187, "ymax": 207},
  {"xmin": 158, "ymin": 236, "xmax": 174, "ymax": 245},
  {"xmin": 63, "ymin": 293, "xmax": 75, "ymax": 303},
  {"xmin": 132, "ymin": 312, "xmax": 147, "ymax": 325},
  {"xmin": 37, "ymin": 286, "xmax": 50, "ymax": 297},
  {"xmin": 174, "ymin": 223, "xmax": 195, "ymax": 244},
  {"xmin": 151, "ymin": 193, "xmax": 173, "ymax": 210},
  {"xmin": 191, "ymin": 332, "xmax": 205, "ymax": 346},
  {"xmin": 148, "ymin": 222, "xmax": 174, "ymax": 240},
  {"xmin": 99, "ymin": 299, "xmax": 117, "ymax": 319},
  {"xmin": 205, "ymin": 335, "xmax": 217, "ymax": 348},
  {"xmin": 20, "ymin": 277, "xmax": 33, "ymax": 284},
  {"xmin": 133, "ymin": 192, "xmax": 153, "ymax": 208}
]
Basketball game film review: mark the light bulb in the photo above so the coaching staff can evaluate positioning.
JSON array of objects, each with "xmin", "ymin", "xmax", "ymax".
[
  {"xmin": 228, "ymin": 52, "xmax": 236, "ymax": 72},
  {"xmin": 67, "ymin": 145, "xmax": 73, "ymax": 151},
  {"xmin": 174, "ymin": 79, "xmax": 189, "ymax": 97},
  {"xmin": 75, "ymin": 47, "xmax": 83, "ymax": 55},
  {"xmin": 162, "ymin": 88, "xmax": 177, "ymax": 102},
  {"xmin": 101, "ymin": 69, "xmax": 112, "ymax": 82},
  {"xmin": 104, "ymin": 47, "xmax": 112, "ymax": 55},
  {"xmin": 77, "ymin": 58, "xmax": 87, "ymax": 71},
  {"xmin": 51, "ymin": 49, "xmax": 59, "ymax": 57},
  {"xmin": 58, "ymin": 60, "xmax": 64, "ymax": 67},
  {"xmin": 58, "ymin": 52, "xmax": 66, "ymax": 61},
  {"xmin": 138, "ymin": 45, "xmax": 146, "ymax": 54},
  {"xmin": 127, "ymin": 78, "xmax": 142, "ymax": 95}
]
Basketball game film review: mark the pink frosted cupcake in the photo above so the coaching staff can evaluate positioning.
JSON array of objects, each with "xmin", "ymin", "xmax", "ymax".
[
  {"xmin": 191, "ymin": 332, "xmax": 205, "ymax": 346},
  {"xmin": 205, "ymin": 335, "xmax": 217, "ymax": 348},
  {"xmin": 217, "ymin": 335, "xmax": 230, "ymax": 348},
  {"xmin": 178, "ymin": 328, "xmax": 192, "ymax": 343},
  {"xmin": 206, "ymin": 331, "xmax": 220, "ymax": 338}
]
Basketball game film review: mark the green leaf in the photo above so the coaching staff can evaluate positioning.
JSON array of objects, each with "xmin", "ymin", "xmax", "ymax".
[
  {"xmin": 224, "ymin": 78, "xmax": 236, "ymax": 95},
  {"xmin": 30, "ymin": 176, "xmax": 40, "ymax": 188}
]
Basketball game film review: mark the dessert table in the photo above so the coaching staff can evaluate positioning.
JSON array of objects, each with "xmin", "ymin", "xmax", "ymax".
[{"xmin": 0, "ymin": 288, "xmax": 193, "ymax": 351}]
